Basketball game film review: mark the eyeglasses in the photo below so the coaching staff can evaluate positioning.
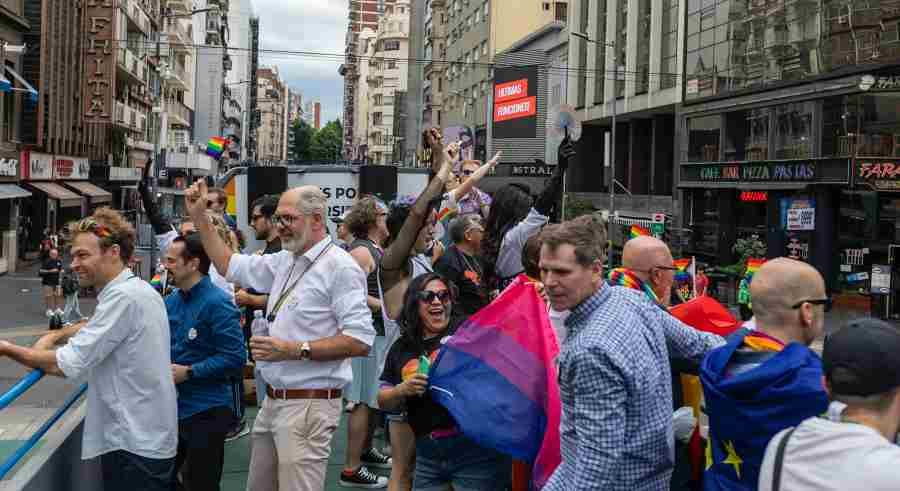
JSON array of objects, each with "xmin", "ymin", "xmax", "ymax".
[
  {"xmin": 791, "ymin": 298, "xmax": 833, "ymax": 313},
  {"xmin": 634, "ymin": 265, "xmax": 679, "ymax": 274},
  {"xmin": 417, "ymin": 290, "xmax": 452, "ymax": 304},
  {"xmin": 272, "ymin": 214, "xmax": 300, "ymax": 227}
]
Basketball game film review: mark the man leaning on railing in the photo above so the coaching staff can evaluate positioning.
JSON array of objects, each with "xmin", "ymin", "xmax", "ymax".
[{"xmin": 0, "ymin": 207, "xmax": 178, "ymax": 491}]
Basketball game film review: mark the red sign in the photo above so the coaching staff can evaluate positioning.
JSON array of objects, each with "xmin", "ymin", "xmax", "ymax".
[
  {"xmin": 493, "ymin": 96, "xmax": 537, "ymax": 123},
  {"xmin": 740, "ymin": 191, "xmax": 768, "ymax": 202},
  {"xmin": 494, "ymin": 79, "xmax": 529, "ymax": 104}
]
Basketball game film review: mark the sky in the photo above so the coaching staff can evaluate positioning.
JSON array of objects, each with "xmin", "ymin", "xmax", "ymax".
[{"xmin": 253, "ymin": 0, "xmax": 347, "ymax": 125}]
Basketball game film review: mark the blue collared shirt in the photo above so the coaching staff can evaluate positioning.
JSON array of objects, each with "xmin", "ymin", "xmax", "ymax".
[
  {"xmin": 166, "ymin": 275, "xmax": 246, "ymax": 420},
  {"xmin": 545, "ymin": 284, "xmax": 724, "ymax": 490}
]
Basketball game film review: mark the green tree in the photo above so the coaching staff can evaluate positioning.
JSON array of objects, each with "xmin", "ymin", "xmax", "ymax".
[
  {"xmin": 289, "ymin": 119, "xmax": 314, "ymax": 161},
  {"xmin": 309, "ymin": 119, "xmax": 343, "ymax": 161}
]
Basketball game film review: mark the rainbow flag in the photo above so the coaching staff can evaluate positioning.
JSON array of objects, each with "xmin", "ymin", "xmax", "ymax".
[
  {"xmin": 206, "ymin": 136, "xmax": 227, "ymax": 159},
  {"xmin": 745, "ymin": 258, "xmax": 766, "ymax": 275},
  {"xmin": 150, "ymin": 273, "xmax": 163, "ymax": 292},
  {"xmin": 673, "ymin": 258, "xmax": 693, "ymax": 283},
  {"xmin": 430, "ymin": 275, "xmax": 561, "ymax": 489},
  {"xmin": 629, "ymin": 224, "xmax": 651, "ymax": 239}
]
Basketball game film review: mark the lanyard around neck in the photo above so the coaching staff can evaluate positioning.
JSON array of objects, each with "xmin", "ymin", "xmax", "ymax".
[{"xmin": 267, "ymin": 242, "xmax": 333, "ymax": 323}]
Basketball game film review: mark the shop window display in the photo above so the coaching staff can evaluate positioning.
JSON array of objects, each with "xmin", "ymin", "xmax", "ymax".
[
  {"xmin": 687, "ymin": 114, "xmax": 721, "ymax": 161},
  {"xmin": 774, "ymin": 102, "xmax": 813, "ymax": 159},
  {"xmin": 824, "ymin": 93, "xmax": 900, "ymax": 157},
  {"xmin": 724, "ymin": 108, "xmax": 769, "ymax": 161}
]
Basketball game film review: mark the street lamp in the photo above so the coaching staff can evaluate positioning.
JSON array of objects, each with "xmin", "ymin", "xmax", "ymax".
[{"xmin": 572, "ymin": 31, "xmax": 618, "ymax": 268}]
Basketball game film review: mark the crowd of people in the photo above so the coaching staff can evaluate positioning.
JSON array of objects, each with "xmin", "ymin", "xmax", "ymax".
[{"xmin": 0, "ymin": 127, "xmax": 897, "ymax": 491}]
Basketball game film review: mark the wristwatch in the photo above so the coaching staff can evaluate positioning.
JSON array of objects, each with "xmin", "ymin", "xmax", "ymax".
[
  {"xmin": 186, "ymin": 367, "xmax": 194, "ymax": 380},
  {"xmin": 298, "ymin": 341, "xmax": 312, "ymax": 361}
]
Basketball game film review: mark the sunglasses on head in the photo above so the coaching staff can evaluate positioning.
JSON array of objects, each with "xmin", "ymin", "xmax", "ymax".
[
  {"xmin": 417, "ymin": 290, "xmax": 451, "ymax": 303},
  {"xmin": 791, "ymin": 298, "xmax": 833, "ymax": 313}
]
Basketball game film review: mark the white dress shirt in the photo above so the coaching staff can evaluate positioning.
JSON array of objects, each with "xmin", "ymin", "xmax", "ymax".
[
  {"xmin": 56, "ymin": 269, "xmax": 178, "ymax": 460},
  {"xmin": 157, "ymin": 231, "xmax": 234, "ymax": 301},
  {"xmin": 226, "ymin": 236, "xmax": 376, "ymax": 389}
]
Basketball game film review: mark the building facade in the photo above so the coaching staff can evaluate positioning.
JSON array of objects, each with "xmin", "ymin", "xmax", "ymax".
[
  {"xmin": 674, "ymin": 0, "xmax": 900, "ymax": 320},
  {"xmin": 248, "ymin": 15, "xmax": 259, "ymax": 161},
  {"xmin": 341, "ymin": 0, "xmax": 397, "ymax": 159},
  {"xmin": 255, "ymin": 66, "xmax": 287, "ymax": 163},
  {"xmin": 365, "ymin": 0, "xmax": 410, "ymax": 165},
  {"xmin": 224, "ymin": 0, "xmax": 255, "ymax": 163}
]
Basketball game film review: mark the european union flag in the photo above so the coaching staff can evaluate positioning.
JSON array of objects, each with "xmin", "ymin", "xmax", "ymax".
[{"xmin": 699, "ymin": 329, "xmax": 828, "ymax": 491}]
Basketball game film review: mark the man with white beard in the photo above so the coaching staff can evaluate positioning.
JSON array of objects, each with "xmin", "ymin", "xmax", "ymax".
[{"xmin": 184, "ymin": 180, "xmax": 376, "ymax": 490}]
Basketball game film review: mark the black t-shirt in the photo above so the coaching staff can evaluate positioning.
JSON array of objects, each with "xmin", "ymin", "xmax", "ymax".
[
  {"xmin": 380, "ymin": 322, "xmax": 460, "ymax": 437},
  {"xmin": 41, "ymin": 259, "xmax": 62, "ymax": 286},
  {"xmin": 434, "ymin": 245, "xmax": 487, "ymax": 317},
  {"xmin": 262, "ymin": 237, "xmax": 282, "ymax": 256}
]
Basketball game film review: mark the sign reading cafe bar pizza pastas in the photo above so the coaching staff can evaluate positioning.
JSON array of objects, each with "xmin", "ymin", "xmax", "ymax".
[{"xmin": 82, "ymin": 0, "xmax": 117, "ymax": 124}]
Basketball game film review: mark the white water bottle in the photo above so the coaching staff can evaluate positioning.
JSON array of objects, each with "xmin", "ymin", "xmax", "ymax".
[{"xmin": 251, "ymin": 310, "xmax": 268, "ymax": 337}]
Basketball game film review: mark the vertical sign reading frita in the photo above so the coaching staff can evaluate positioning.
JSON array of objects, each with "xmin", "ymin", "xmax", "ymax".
[{"xmin": 82, "ymin": 0, "xmax": 117, "ymax": 123}]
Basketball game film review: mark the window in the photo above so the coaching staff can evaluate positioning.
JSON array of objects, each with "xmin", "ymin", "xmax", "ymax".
[
  {"xmin": 687, "ymin": 115, "xmax": 720, "ymax": 162},
  {"xmin": 382, "ymin": 40, "xmax": 400, "ymax": 51},
  {"xmin": 467, "ymin": 15, "xmax": 472, "ymax": 29},
  {"xmin": 592, "ymin": 1, "xmax": 606, "ymax": 104},
  {"xmin": 387, "ymin": 59, "xmax": 397, "ymax": 69},
  {"xmin": 724, "ymin": 108, "xmax": 770, "ymax": 161},
  {"xmin": 437, "ymin": 110, "xmax": 442, "ymax": 126},
  {"xmin": 483, "ymin": 1, "xmax": 489, "ymax": 19},
  {"xmin": 774, "ymin": 102, "xmax": 813, "ymax": 159},
  {"xmin": 374, "ymin": 94, "xmax": 383, "ymax": 106},
  {"xmin": 481, "ymin": 41, "xmax": 487, "ymax": 57},
  {"xmin": 475, "ymin": 8, "xmax": 481, "ymax": 23},
  {"xmin": 374, "ymin": 112, "xmax": 383, "ymax": 125},
  {"xmin": 555, "ymin": 2, "xmax": 567, "ymax": 22},
  {"xmin": 659, "ymin": 0, "xmax": 677, "ymax": 90},
  {"xmin": 543, "ymin": 2, "xmax": 550, "ymax": 10},
  {"xmin": 438, "ymin": 77, "xmax": 443, "ymax": 92}
]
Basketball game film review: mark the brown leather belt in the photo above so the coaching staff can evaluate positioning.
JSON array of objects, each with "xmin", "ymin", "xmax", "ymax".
[{"xmin": 266, "ymin": 386, "xmax": 343, "ymax": 400}]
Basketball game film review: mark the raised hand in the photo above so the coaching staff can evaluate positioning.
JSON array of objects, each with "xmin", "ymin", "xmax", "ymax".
[{"xmin": 185, "ymin": 179, "xmax": 209, "ymax": 221}]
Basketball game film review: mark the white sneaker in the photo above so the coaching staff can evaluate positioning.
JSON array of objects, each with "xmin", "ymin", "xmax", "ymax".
[
  {"xmin": 46, "ymin": 309, "xmax": 54, "ymax": 318},
  {"xmin": 56, "ymin": 309, "xmax": 64, "ymax": 317}
]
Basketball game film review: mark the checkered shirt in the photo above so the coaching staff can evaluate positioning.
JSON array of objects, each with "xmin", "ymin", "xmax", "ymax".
[{"xmin": 544, "ymin": 284, "xmax": 724, "ymax": 490}]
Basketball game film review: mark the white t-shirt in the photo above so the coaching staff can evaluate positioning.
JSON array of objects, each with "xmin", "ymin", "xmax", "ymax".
[{"xmin": 759, "ymin": 416, "xmax": 900, "ymax": 491}]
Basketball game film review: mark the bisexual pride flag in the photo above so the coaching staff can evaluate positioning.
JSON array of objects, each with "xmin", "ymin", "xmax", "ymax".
[
  {"xmin": 206, "ymin": 137, "xmax": 227, "ymax": 159},
  {"xmin": 430, "ymin": 275, "xmax": 562, "ymax": 489}
]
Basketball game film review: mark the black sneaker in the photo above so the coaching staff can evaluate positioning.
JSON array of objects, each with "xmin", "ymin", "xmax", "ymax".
[
  {"xmin": 360, "ymin": 447, "xmax": 392, "ymax": 470},
  {"xmin": 224, "ymin": 419, "xmax": 249, "ymax": 442},
  {"xmin": 339, "ymin": 466, "xmax": 388, "ymax": 488}
]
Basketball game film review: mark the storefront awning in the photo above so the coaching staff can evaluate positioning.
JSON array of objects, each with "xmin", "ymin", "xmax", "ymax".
[
  {"xmin": 1, "ymin": 65, "xmax": 38, "ymax": 103},
  {"xmin": 27, "ymin": 182, "xmax": 82, "ymax": 208},
  {"xmin": 677, "ymin": 181, "xmax": 812, "ymax": 190},
  {"xmin": 63, "ymin": 181, "xmax": 112, "ymax": 203},
  {"xmin": 0, "ymin": 184, "xmax": 32, "ymax": 200}
]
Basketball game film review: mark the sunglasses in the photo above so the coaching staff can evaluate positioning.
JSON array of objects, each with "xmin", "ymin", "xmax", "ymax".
[
  {"xmin": 791, "ymin": 298, "xmax": 833, "ymax": 313},
  {"xmin": 74, "ymin": 218, "xmax": 114, "ymax": 240},
  {"xmin": 417, "ymin": 290, "xmax": 452, "ymax": 304},
  {"xmin": 461, "ymin": 170, "xmax": 475, "ymax": 176}
]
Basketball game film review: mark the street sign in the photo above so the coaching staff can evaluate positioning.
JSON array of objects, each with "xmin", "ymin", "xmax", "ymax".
[
  {"xmin": 871, "ymin": 264, "xmax": 892, "ymax": 295},
  {"xmin": 650, "ymin": 223, "xmax": 664, "ymax": 237},
  {"xmin": 652, "ymin": 213, "xmax": 665, "ymax": 223}
]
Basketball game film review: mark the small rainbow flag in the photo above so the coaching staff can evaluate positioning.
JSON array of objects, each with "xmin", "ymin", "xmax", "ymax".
[
  {"xmin": 745, "ymin": 258, "xmax": 766, "ymax": 275},
  {"xmin": 608, "ymin": 268, "xmax": 660, "ymax": 304},
  {"xmin": 673, "ymin": 258, "xmax": 693, "ymax": 282},
  {"xmin": 150, "ymin": 273, "xmax": 164, "ymax": 292},
  {"xmin": 629, "ymin": 224, "xmax": 651, "ymax": 239},
  {"xmin": 206, "ymin": 137, "xmax": 227, "ymax": 159}
]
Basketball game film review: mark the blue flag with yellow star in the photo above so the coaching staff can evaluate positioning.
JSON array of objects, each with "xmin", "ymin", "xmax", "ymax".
[{"xmin": 699, "ymin": 329, "xmax": 828, "ymax": 491}]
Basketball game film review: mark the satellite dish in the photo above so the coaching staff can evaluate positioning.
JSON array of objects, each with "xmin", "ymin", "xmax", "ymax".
[{"xmin": 549, "ymin": 104, "xmax": 582, "ymax": 143}]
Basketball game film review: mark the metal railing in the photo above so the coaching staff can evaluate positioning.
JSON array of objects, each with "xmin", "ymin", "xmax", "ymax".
[{"xmin": 0, "ymin": 369, "xmax": 87, "ymax": 480}]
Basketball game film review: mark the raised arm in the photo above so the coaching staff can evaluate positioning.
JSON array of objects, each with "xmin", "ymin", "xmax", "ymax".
[
  {"xmin": 449, "ymin": 151, "xmax": 500, "ymax": 203},
  {"xmin": 380, "ymin": 129, "xmax": 453, "ymax": 290},
  {"xmin": 185, "ymin": 179, "xmax": 234, "ymax": 275},
  {"xmin": 533, "ymin": 139, "xmax": 574, "ymax": 216}
]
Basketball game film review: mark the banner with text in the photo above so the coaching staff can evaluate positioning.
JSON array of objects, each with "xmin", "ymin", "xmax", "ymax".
[{"xmin": 492, "ymin": 66, "xmax": 538, "ymax": 139}]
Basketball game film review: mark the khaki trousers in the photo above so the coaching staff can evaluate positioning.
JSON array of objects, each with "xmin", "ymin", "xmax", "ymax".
[{"xmin": 246, "ymin": 396, "xmax": 342, "ymax": 491}]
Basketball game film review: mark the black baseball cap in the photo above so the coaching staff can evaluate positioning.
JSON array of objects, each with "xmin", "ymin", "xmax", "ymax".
[{"xmin": 823, "ymin": 318, "xmax": 900, "ymax": 397}]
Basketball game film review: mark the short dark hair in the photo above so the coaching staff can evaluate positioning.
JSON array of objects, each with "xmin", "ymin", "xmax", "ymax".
[
  {"xmin": 251, "ymin": 194, "xmax": 279, "ymax": 219},
  {"xmin": 173, "ymin": 233, "xmax": 211, "ymax": 275},
  {"xmin": 540, "ymin": 215, "xmax": 607, "ymax": 267},
  {"xmin": 522, "ymin": 233, "xmax": 543, "ymax": 279}
]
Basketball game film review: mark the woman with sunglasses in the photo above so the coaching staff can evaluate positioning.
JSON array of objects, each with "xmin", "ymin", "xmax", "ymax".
[
  {"xmin": 378, "ymin": 128, "xmax": 455, "ymax": 491},
  {"xmin": 483, "ymin": 138, "xmax": 575, "ymax": 294},
  {"xmin": 379, "ymin": 273, "xmax": 511, "ymax": 491}
]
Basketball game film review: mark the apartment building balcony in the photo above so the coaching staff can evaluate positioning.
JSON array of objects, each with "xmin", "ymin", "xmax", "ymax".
[
  {"xmin": 206, "ymin": 15, "xmax": 223, "ymax": 45},
  {"xmin": 164, "ymin": 0, "xmax": 191, "ymax": 15},
  {"xmin": 127, "ymin": 136, "xmax": 155, "ymax": 152},
  {"xmin": 116, "ymin": 48, "xmax": 148, "ymax": 85},
  {"xmin": 121, "ymin": 0, "xmax": 152, "ymax": 36},
  {"xmin": 115, "ymin": 101, "xmax": 147, "ymax": 132},
  {"xmin": 207, "ymin": 0, "xmax": 229, "ymax": 13},
  {"xmin": 166, "ymin": 61, "xmax": 190, "ymax": 90},
  {"xmin": 166, "ymin": 20, "xmax": 192, "ymax": 53},
  {"xmin": 168, "ymin": 100, "xmax": 192, "ymax": 128}
]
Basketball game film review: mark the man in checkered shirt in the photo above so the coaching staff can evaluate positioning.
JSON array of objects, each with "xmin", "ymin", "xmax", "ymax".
[{"xmin": 539, "ymin": 216, "xmax": 724, "ymax": 490}]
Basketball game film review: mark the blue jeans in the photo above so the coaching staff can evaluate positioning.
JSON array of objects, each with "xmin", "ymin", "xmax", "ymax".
[
  {"xmin": 413, "ymin": 433, "xmax": 511, "ymax": 491},
  {"xmin": 100, "ymin": 450, "xmax": 174, "ymax": 491}
]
